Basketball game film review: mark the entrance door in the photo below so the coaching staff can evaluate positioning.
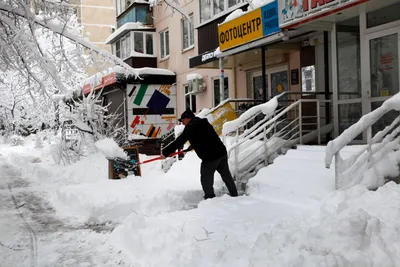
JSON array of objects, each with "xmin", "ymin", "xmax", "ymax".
[
  {"xmin": 248, "ymin": 66, "xmax": 288, "ymax": 102},
  {"xmin": 270, "ymin": 66, "xmax": 289, "ymax": 102},
  {"xmin": 366, "ymin": 27, "xmax": 400, "ymax": 136},
  {"xmin": 249, "ymin": 71, "xmax": 268, "ymax": 101}
]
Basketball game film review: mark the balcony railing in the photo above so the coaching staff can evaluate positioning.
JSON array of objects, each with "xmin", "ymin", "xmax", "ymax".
[{"xmin": 117, "ymin": 4, "xmax": 153, "ymax": 28}]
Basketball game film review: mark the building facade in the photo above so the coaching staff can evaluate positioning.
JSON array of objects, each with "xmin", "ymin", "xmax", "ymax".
[
  {"xmin": 67, "ymin": 0, "xmax": 117, "ymax": 75},
  {"xmin": 198, "ymin": 0, "xmax": 400, "ymax": 143},
  {"xmin": 152, "ymin": 0, "xmax": 240, "ymax": 115}
]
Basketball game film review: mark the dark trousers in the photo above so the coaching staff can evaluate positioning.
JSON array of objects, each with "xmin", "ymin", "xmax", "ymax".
[{"xmin": 200, "ymin": 155, "xmax": 238, "ymax": 199}]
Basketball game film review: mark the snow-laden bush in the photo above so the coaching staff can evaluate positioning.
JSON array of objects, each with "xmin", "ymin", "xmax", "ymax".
[
  {"xmin": 35, "ymin": 135, "xmax": 44, "ymax": 149},
  {"xmin": 9, "ymin": 135, "xmax": 24, "ymax": 146}
]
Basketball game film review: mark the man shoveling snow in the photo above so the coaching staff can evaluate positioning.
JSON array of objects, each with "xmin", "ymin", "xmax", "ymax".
[{"xmin": 161, "ymin": 109, "xmax": 238, "ymax": 199}]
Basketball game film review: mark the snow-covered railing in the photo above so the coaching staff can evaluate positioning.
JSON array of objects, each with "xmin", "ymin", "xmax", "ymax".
[
  {"xmin": 325, "ymin": 93, "xmax": 400, "ymax": 190},
  {"xmin": 226, "ymin": 95, "xmax": 332, "ymax": 192}
]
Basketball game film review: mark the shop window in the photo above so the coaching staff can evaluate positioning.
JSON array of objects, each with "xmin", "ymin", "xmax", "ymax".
[
  {"xmin": 160, "ymin": 29, "xmax": 170, "ymax": 59},
  {"xmin": 367, "ymin": 2, "xmax": 400, "ymax": 28},
  {"xmin": 371, "ymin": 101, "xmax": 400, "ymax": 136},
  {"xmin": 199, "ymin": 0, "xmax": 244, "ymax": 23},
  {"xmin": 182, "ymin": 14, "xmax": 195, "ymax": 50},
  {"xmin": 338, "ymin": 103, "xmax": 362, "ymax": 139},
  {"xmin": 370, "ymin": 34, "xmax": 399, "ymax": 98},
  {"xmin": 213, "ymin": 77, "xmax": 229, "ymax": 106},
  {"xmin": 185, "ymin": 85, "xmax": 197, "ymax": 112},
  {"xmin": 337, "ymin": 16, "xmax": 361, "ymax": 100}
]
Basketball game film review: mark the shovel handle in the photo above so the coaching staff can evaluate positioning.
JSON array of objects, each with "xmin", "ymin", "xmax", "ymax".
[{"xmin": 140, "ymin": 150, "xmax": 185, "ymax": 165}]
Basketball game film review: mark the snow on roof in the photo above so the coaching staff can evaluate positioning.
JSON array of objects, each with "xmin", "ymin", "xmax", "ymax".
[
  {"xmin": 105, "ymin": 22, "xmax": 154, "ymax": 44},
  {"xmin": 135, "ymin": 67, "xmax": 175, "ymax": 76},
  {"xmin": 81, "ymin": 66, "xmax": 175, "ymax": 93},
  {"xmin": 131, "ymin": 0, "xmax": 151, "ymax": 4},
  {"xmin": 186, "ymin": 73, "xmax": 203, "ymax": 81},
  {"xmin": 222, "ymin": 9, "xmax": 245, "ymax": 24},
  {"xmin": 130, "ymin": 51, "xmax": 157, "ymax": 58},
  {"xmin": 220, "ymin": 0, "xmax": 275, "ymax": 24}
]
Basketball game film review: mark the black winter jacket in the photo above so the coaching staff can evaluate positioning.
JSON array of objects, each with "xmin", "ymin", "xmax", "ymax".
[{"xmin": 162, "ymin": 117, "xmax": 227, "ymax": 161}]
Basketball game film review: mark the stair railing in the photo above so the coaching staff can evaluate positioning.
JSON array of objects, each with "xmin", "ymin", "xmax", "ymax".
[
  {"xmin": 325, "ymin": 93, "xmax": 400, "ymax": 190},
  {"xmin": 224, "ymin": 95, "xmax": 332, "ymax": 191}
]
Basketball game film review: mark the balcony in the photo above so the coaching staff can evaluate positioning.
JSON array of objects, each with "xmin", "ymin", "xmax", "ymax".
[{"xmin": 117, "ymin": 3, "xmax": 153, "ymax": 28}]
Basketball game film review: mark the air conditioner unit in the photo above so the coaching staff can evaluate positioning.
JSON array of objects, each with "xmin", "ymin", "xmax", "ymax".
[{"xmin": 188, "ymin": 78, "xmax": 206, "ymax": 94}]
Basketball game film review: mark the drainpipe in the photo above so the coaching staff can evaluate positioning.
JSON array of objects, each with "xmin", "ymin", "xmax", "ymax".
[
  {"xmin": 261, "ymin": 46, "xmax": 267, "ymax": 102},
  {"xmin": 219, "ymin": 57, "xmax": 225, "ymax": 103},
  {"xmin": 233, "ymin": 66, "xmax": 237, "ymax": 99},
  {"xmin": 324, "ymin": 31, "xmax": 331, "ymax": 141}
]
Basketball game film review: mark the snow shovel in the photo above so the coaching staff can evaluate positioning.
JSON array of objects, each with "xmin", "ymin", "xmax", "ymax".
[{"xmin": 113, "ymin": 149, "xmax": 188, "ymax": 169}]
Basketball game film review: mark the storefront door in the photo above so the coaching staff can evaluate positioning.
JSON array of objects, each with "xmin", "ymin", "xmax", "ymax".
[
  {"xmin": 249, "ymin": 66, "xmax": 288, "ymax": 102},
  {"xmin": 366, "ymin": 26, "xmax": 400, "ymax": 135},
  {"xmin": 250, "ymin": 71, "xmax": 268, "ymax": 101}
]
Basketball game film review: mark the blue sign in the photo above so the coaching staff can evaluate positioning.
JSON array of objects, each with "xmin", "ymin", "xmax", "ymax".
[{"xmin": 261, "ymin": 1, "xmax": 279, "ymax": 37}]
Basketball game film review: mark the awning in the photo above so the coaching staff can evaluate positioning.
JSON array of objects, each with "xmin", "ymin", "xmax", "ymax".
[{"xmin": 217, "ymin": 32, "xmax": 285, "ymax": 58}]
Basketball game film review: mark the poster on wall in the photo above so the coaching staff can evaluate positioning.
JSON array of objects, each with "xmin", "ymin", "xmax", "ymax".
[
  {"xmin": 209, "ymin": 102, "xmax": 238, "ymax": 136},
  {"xmin": 279, "ymin": 0, "xmax": 367, "ymax": 28},
  {"xmin": 127, "ymin": 84, "xmax": 177, "ymax": 138}
]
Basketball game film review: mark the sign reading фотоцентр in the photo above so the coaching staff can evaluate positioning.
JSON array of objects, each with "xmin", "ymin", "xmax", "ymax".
[{"xmin": 218, "ymin": 0, "xmax": 280, "ymax": 51}]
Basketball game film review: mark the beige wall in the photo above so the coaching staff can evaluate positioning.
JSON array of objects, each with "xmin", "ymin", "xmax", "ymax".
[
  {"xmin": 77, "ymin": 0, "xmax": 116, "ymax": 75},
  {"xmin": 289, "ymin": 50, "xmax": 301, "ymax": 92},
  {"xmin": 153, "ymin": 0, "xmax": 233, "ymax": 114}
]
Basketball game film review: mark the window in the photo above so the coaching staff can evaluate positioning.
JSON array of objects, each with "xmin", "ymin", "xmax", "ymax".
[
  {"xmin": 213, "ymin": 77, "xmax": 229, "ymax": 106},
  {"xmin": 121, "ymin": 37, "xmax": 127, "ymax": 59},
  {"xmin": 116, "ymin": 0, "xmax": 132, "ymax": 15},
  {"xmin": 199, "ymin": 0, "xmax": 244, "ymax": 23},
  {"xmin": 112, "ymin": 32, "xmax": 155, "ymax": 59},
  {"xmin": 367, "ymin": 2, "xmax": 400, "ymax": 28},
  {"xmin": 146, "ymin": 33, "xmax": 153, "ymax": 55},
  {"xmin": 134, "ymin": 32, "xmax": 144, "ymax": 53},
  {"xmin": 160, "ymin": 29, "xmax": 170, "ymax": 59},
  {"xmin": 185, "ymin": 85, "xmax": 197, "ymax": 112},
  {"xmin": 337, "ymin": 17, "xmax": 361, "ymax": 100},
  {"xmin": 182, "ymin": 14, "xmax": 195, "ymax": 50}
]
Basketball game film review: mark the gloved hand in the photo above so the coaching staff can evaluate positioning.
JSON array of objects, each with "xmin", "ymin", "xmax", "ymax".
[{"xmin": 183, "ymin": 146, "xmax": 193, "ymax": 153}]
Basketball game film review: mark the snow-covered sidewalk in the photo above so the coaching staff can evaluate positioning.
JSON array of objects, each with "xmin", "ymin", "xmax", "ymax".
[{"xmin": 1, "ymin": 138, "xmax": 400, "ymax": 267}]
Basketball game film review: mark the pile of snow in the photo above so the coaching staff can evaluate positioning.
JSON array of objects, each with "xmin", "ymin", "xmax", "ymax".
[
  {"xmin": 186, "ymin": 73, "xmax": 202, "ymax": 81},
  {"xmin": 248, "ymin": 183, "xmax": 400, "ymax": 266},
  {"xmin": 128, "ymin": 134, "xmax": 148, "ymax": 140},
  {"xmin": 174, "ymin": 125, "xmax": 185, "ymax": 138},
  {"xmin": 5, "ymin": 132, "xmax": 400, "ymax": 267},
  {"xmin": 95, "ymin": 138, "xmax": 127, "ymax": 159},
  {"xmin": 222, "ymin": 96, "xmax": 278, "ymax": 135}
]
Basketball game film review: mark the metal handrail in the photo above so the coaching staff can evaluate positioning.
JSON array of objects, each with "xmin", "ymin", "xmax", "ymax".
[
  {"xmin": 227, "ymin": 99, "xmax": 331, "ymax": 155},
  {"xmin": 325, "ymin": 93, "xmax": 400, "ymax": 190},
  {"xmin": 228, "ymin": 97, "xmax": 332, "ymax": 192}
]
